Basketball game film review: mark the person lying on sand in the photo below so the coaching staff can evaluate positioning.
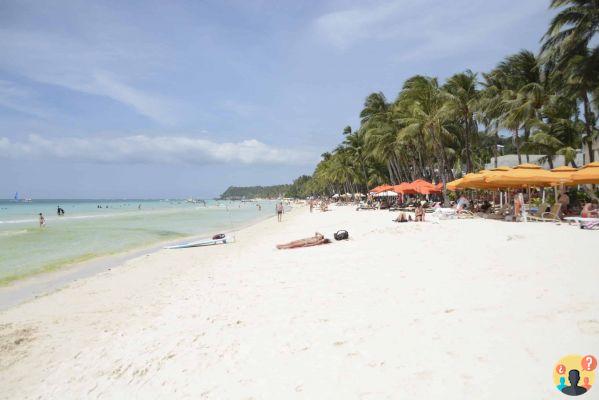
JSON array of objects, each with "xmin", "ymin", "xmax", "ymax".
[
  {"xmin": 393, "ymin": 212, "xmax": 408, "ymax": 223},
  {"xmin": 276, "ymin": 232, "xmax": 331, "ymax": 249}
]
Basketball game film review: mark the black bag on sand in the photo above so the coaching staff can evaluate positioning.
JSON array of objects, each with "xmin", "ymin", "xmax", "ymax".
[{"xmin": 334, "ymin": 230, "xmax": 349, "ymax": 241}]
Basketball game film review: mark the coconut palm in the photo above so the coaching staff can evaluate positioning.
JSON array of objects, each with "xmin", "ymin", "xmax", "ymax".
[
  {"xmin": 442, "ymin": 70, "xmax": 480, "ymax": 173},
  {"xmin": 541, "ymin": 0, "xmax": 599, "ymax": 57}
]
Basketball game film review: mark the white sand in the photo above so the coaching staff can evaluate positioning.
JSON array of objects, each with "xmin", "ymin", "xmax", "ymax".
[{"xmin": 1, "ymin": 205, "xmax": 598, "ymax": 399}]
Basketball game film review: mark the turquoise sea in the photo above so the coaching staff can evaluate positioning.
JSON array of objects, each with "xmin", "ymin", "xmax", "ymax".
[{"xmin": 0, "ymin": 199, "xmax": 276, "ymax": 284}]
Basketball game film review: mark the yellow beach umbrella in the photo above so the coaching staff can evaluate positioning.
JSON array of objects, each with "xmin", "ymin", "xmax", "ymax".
[
  {"xmin": 457, "ymin": 167, "xmax": 514, "ymax": 189},
  {"xmin": 446, "ymin": 178, "xmax": 463, "ymax": 191},
  {"xmin": 485, "ymin": 163, "xmax": 567, "ymax": 187},
  {"xmin": 570, "ymin": 162, "xmax": 599, "ymax": 184},
  {"xmin": 448, "ymin": 166, "xmax": 513, "ymax": 190},
  {"xmin": 550, "ymin": 166, "xmax": 578, "ymax": 186}
]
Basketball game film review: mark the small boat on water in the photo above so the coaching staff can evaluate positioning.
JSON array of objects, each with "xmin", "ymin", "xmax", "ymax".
[{"xmin": 12, "ymin": 192, "xmax": 32, "ymax": 203}]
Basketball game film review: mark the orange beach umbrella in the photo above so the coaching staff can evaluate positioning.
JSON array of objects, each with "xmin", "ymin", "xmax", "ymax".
[
  {"xmin": 410, "ymin": 179, "xmax": 441, "ymax": 194},
  {"xmin": 393, "ymin": 182, "xmax": 418, "ymax": 195},
  {"xmin": 370, "ymin": 184, "xmax": 393, "ymax": 193}
]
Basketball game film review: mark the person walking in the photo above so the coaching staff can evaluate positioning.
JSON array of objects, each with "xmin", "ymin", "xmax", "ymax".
[{"xmin": 276, "ymin": 201, "xmax": 284, "ymax": 222}]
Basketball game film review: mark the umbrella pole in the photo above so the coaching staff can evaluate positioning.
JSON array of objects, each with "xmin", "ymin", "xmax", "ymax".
[
  {"xmin": 523, "ymin": 186, "xmax": 529, "ymax": 223},
  {"xmin": 542, "ymin": 188, "xmax": 545, "ymax": 203}
]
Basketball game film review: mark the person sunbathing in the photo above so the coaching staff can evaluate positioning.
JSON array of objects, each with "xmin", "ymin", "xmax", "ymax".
[
  {"xmin": 393, "ymin": 212, "xmax": 408, "ymax": 223},
  {"xmin": 581, "ymin": 201, "xmax": 598, "ymax": 218},
  {"xmin": 415, "ymin": 205, "xmax": 425, "ymax": 222},
  {"xmin": 276, "ymin": 232, "xmax": 331, "ymax": 249}
]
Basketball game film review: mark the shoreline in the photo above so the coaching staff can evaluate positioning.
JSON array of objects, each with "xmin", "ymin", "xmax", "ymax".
[
  {"xmin": 1, "ymin": 205, "xmax": 597, "ymax": 399},
  {"xmin": 0, "ymin": 206, "xmax": 286, "ymax": 310}
]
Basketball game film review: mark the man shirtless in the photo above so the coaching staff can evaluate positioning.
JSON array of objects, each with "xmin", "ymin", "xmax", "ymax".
[{"xmin": 276, "ymin": 232, "xmax": 331, "ymax": 249}]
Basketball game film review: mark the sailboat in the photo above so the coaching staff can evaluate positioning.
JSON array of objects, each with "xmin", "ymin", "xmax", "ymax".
[{"xmin": 13, "ymin": 192, "xmax": 32, "ymax": 203}]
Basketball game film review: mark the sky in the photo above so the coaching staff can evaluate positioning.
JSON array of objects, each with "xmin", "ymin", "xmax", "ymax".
[{"xmin": 0, "ymin": 0, "xmax": 554, "ymax": 198}]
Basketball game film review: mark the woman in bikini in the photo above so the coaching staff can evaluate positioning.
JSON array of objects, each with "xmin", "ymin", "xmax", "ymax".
[{"xmin": 276, "ymin": 232, "xmax": 331, "ymax": 249}]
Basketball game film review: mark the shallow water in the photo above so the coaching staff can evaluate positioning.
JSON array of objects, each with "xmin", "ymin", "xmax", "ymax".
[{"xmin": 0, "ymin": 199, "xmax": 275, "ymax": 283}]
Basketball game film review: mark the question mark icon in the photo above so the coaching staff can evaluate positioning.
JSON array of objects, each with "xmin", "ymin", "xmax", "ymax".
[
  {"xmin": 556, "ymin": 364, "xmax": 566, "ymax": 374},
  {"xmin": 581, "ymin": 355, "xmax": 597, "ymax": 371}
]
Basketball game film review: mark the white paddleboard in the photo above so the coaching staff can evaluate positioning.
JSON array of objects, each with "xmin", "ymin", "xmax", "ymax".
[{"xmin": 165, "ymin": 234, "xmax": 234, "ymax": 249}]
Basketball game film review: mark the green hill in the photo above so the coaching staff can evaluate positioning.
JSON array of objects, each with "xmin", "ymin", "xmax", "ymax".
[{"xmin": 219, "ymin": 185, "xmax": 290, "ymax": 199}]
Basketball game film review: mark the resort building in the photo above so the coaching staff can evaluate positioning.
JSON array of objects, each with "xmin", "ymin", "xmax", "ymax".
[{"xmin": 485, "ymin": 153, "xmax": 585, "ymax": 169}]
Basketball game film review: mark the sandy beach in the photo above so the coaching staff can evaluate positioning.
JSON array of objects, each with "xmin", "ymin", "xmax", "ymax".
[{"xmin": 1, "ymin": 205, "xmax": 598, "ymax": 399}]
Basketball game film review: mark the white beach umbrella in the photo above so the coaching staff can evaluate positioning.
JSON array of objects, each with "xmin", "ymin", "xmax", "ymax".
[{"xmin": 374, "ymin": 190, "xmax": 398, "ymax": 197}]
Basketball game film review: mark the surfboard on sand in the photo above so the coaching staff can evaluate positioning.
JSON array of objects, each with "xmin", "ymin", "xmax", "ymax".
[{"xmin": 165, "ymin": 234, "xmax": 234, "ymax": 249}]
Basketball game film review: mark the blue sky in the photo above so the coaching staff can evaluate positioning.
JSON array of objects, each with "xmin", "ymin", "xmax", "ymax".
[{"xmin": 1, "ymin": 0, "xmax": 552, "ymax": 198}]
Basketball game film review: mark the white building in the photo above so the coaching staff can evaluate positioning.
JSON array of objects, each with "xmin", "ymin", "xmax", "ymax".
[{"xmin": 485, "ymin": 153, "xmax": 585, "ymax": 170}]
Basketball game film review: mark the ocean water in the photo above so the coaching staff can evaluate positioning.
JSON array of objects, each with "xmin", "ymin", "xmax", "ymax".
[{"xmin": 0, "ymin": 199, "xmax": 276, "ymax": 284}]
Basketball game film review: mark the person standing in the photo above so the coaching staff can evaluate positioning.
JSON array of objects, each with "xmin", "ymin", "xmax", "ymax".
[
  {"xmin": 558, "ymin": 190, "xmax": 570, "ymax": 217},
  {"xmin": 276, "ymin": 201, "xmax": 284, "ymax": 222},
  {"xmin": 39, "ymin": 213, "xmax": 46, "ymax": 228}
]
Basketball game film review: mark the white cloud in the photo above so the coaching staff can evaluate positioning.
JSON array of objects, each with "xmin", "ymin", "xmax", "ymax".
[
  {"xmin": 0, "ymin": 80, "xmax": 52, "ymax": 119},
  {"xmin": 314, "ymin": 1, "xmax": 404, "ymax": 49},
  {"xmin": 313, "ymin": 0, "xmax": 544, "ymax": 56},
  {"xmin": 0, "ymin": 134, "xmax": 316, "ymax": 166},
  {"xmin": 0, "ymin": 26, "xmax": 183, "ymax": 125}
]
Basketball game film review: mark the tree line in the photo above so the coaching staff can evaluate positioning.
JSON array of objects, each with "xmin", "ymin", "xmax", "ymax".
[{"xmin": 289, "ymin": 0, "xmax": 598, "ymax": 200}]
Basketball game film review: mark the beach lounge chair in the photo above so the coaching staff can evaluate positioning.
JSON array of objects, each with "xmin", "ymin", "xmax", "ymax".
[
  {"xmin": 564, "ymin": 217, "xmax": 599, "ymax": 229},
  {"xmin": 528, "ymin": 203, "xmax": 561, "ymax": 222},
  {"xmin": 457, "ymin": 210, "xmax": 476, "ymax": 219},
  {"xmin": 526, "ymin": 203, "xmax": 548, "ymax": 220},
  {"xmin": 484, "ymin": 205, "xmax": 509, "ymax": 220}
]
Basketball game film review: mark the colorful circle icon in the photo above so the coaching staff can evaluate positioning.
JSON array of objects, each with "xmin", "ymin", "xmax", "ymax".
[{"xmin": 554, "ymin": 354, "xmax": 596, "ymax": 396}]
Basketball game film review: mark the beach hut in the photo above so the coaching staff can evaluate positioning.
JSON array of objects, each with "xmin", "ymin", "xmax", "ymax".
[{"xmin": 570, "ymin": 162, "xmax": 599, "ymax": 184}]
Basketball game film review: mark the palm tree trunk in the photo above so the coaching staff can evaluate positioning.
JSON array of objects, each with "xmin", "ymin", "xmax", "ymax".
[
  {"xmin": 464, "ymin": 118, "xmax": 472, "ymax": 173},
  {"xmin": 524, "ymin": 127, "xmax": 531, "ymax": 163},
  {"xmin": 493, "ymin": 128, "xmax": 499, "ymax": 168},
  {"xmin": 386, "ymin": 162, "xmax": 394, "ymax": 183},
  {"xmin": 513, "ymin": 129, "xmax": 522, "ymax": 164},
  {"xmin": 583, "ymin": 93, "xmax": 595, "ymax": 163},
  {"xmin": 547, "ymin": 156, "xmax": 554, "ymax": 169},
  {"xmin": 428, "ymin": 126, "xmax": 450, "ymax": 205}
]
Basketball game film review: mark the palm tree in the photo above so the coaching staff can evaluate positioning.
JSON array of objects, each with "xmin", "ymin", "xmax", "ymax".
[
  {"xmin": 398, "ymin": 76, "xmax": 455, "ymax": 202},
  {"xmin": 443, "ymin": 70, "xmax": 480, "ymax": 173},
  {"xmin": 559, "ymin": 46, "xmax": 599, "ymax": 161},
  {"xmin": 542, "ymin": 0, "xmax": 599, "ymax": 162},
  {"xmin": 541, "ymin": 0, "xmax": 599, "ymax": 57}
]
